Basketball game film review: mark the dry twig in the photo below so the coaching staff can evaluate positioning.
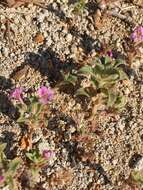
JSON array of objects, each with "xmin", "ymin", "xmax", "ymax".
[{"xmin": 106, "ymin": 10, "xmax": 134, "ymax": 25}]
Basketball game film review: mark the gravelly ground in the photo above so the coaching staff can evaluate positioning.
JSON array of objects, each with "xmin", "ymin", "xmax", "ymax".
[{"xmin": 0, "ymin": 0, "xmax": 143, "ymax": 190}]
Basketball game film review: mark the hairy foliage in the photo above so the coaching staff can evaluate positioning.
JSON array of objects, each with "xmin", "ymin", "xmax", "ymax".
[
  {"xmin": 26, "ymin": 149, "xmax": 48, "ymax": 177},
  {"xmin": 0, "ymin": 143, "xmax": 21, "ymax": 190},
  {"xmin": 73, "ymin": 0, "xmax": 87, "ymax": 14},
  {"xmin": 63, "ymin": 56, "xmax": 128, "ymax": 112}
]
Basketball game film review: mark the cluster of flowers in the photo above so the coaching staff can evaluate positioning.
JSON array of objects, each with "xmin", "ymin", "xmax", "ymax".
[
  {"xmin": 0, "ymin": 149, "xmax": 54, "ymax": 184},
  {"xmin": 10, "ymin": 86, "xmax": 54, "ymax": 105},
  {"xmin": 131, "ymin": 26, "xmax": 143, "ymax": 43},
  {"xmin": 0, "ymin": 87, "xmax": 55, "ymax": 184},
  {"xmin": 103, "ymin": 26, "xmax": 143, "ymax": 58}
]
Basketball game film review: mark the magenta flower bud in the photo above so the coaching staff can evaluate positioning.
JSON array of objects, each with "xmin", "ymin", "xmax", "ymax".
[
  {"xmin": 42, "ymin": 150, "xmax": 54, "ymax": 159},
  {"xmin": 131, "ymin": 26, "xmax": 143, "ymax": 42},
  {"xmin": 10, "ymin": 88, "xmax": 23, "ymax": 102},
  {"xmin": 37, "ymin": 86, "xmax": 54, "ymax": 105},
  {"xmin": 107, "ymin": 50, "xmax": 113, "ymax": 58},
  {"xmin": 0, "ymin": 176, "xmax": 4, "ymax": 184}
]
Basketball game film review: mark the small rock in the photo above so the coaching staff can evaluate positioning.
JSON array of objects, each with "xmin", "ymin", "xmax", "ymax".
[
  {"xmin": 129, "ymin": 153, "xmax": 142, "ymax": 169},
  {"xmin": 2, "ymin": 47, "xmax": 9, "ymax": 57},
  {"xmin": 69, "ymin": 126, "xmax": 76, "ymax": 133},
  {"xmin": 66, "ymin": 33, "xmax": 73, "ymax": 42},
  {"xmin": 134, "ymin": 157, "xmax": 143, "ymax": 171}
]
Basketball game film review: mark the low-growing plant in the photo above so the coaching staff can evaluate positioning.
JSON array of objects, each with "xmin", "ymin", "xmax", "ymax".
[
  {"xmin": 131, "ymin": 26, "xmax": 143, "ymax": 45},
  {"xmin": 26, "ymin": 149, "xmax": 54, "ymax": 177},
  {"xmin": 0, "ymin": 143, "xmax": 55, "ymax": 189},
  {"xmin": 62, "ymin": 55, "xmax": 128, "ymax": 113},
  {"xmin": 131, "ymin": 170, "xmax": 143, "ymax": 185},
  {"xmin": 73, "ymin": 0, "xmax": 87, "ymax": 14},
  {"xmin": 124, "ymin": 26, "xmax": 143, "ymax": 68},
  {"xmin": 0, "ymin": 143, "xmax": 21, "ymax": 190},
  {"xmin": 10, "ymin": 86, "xmax": 54, "ymax": 149}
]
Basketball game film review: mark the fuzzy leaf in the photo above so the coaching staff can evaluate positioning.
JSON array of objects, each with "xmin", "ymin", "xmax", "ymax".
[
  {"xmin": 32, "ymin": 102, "xmax": 42, "ymax": 115},
  {"xmin": 0, "ymin": 143, "xmax": 6, "ymax": 154},
  {"xmin": 8, "ymin": 158, "xmax": 21, "ymax": 174},
  {"xmin": 114, "ymin": 95, "xmax": 126, "ymax": 110},
  {"xmin": 26, "ymin": 151, "xmax": 39, "ymax": 163},
  {"xmin": 78, "ymin": 65, "xmax": 93, "ymax": 76},
  {"xmin": 107, "ymin": 92, "xmax": 117, "ymax": 107},
  {"xmin": 91, "ymin": 76, "xmax": 98, "ymax": 88},
  {"xmin": 73, "ymin": 0, "xmax": 86, "ymax": 14},
  {"xmin": 93, "ymin": 63, "xmax": 104, "ymax": 74},
  {"xmin": 0, "ymin": 143, "xmax": 6, "ymax": 161},
  {"xmin": 102, "ymin": 73, "xmax": 119, "ymax": 81},
  {"xmin": 6, "ymin": 175, "xmax": 14, "ymax": 189},
  {"xmin": 118, "ymin": 69, "xmax": 128, "ymax": 80},
  {"xmin": 26, "ymin": 152, "xmax": 36, "ymax": 162},
  {"xmin": 114, "ymin": 59, "xmax": 125, "ymax": 67},
  {"xmin": 64, "ymin": 73, "xmax": 78, "ymax": 86},
  {"xmin": 31, "ymin": 166, "xmax": 40, "ymax": 178},
  {"xmin": 131, "ymin": 171, "xmax": 143, "ymax": 184},
  {"xmin": 103, "ymin": 56, "xmax": 111, "ymax": 65},
  {"xmin": 17, "ymin": 116, "xmax": 25, "ymax": 123},
  {"xmin": 91, "ymin": 57, "xmax": 101, "ymax": 65}
]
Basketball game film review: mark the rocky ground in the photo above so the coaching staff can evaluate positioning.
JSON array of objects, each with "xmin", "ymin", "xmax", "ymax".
[{"xmin": 0, "ymin": 0, "xmax": 143, "ymax": 190}]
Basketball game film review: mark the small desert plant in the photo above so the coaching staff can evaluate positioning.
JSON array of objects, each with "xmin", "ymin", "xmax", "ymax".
[
  {"xmin": 26, "ymin": 149, "xmax": 54, "ymax": 177},
  {"xmin": 130, "ymin": 170, "xmax": 143, "ymax": 185},
  {"xmin": 131, "ymin": 26, "xmax": 143, "ymax": 45},
  {"xmin": 59, "ymin": 0, "xmax": 86, "ymax": 14},
  {"xmin": 124, "ymin": 26, "xmax": 143, "ymax": 68},
  {"xmin": 10, "ymin": 86, "xmax": 54, "ymax": 149},
  {"xmin": 0, "ymin": 143, "xmax": 21, "ymax": 190},
  {"xmin": 62, "ymin": 55, "xmax": 128, "ymax": 112},
  {"xmin": 73, "ymin": 0, "xmax": 87, "ymax": 14}
]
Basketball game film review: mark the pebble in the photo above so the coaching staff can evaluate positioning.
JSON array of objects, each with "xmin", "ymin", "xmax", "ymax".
[
  {"xmin": 66, "ymin": 33, "xmax": 73, "ymax": 42},
  {"xmin": 1, "ymin": 47, "xmax": 9, "ymax": 57}
]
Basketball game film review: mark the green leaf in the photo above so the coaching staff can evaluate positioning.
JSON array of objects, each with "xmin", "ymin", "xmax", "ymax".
[
  {"xmin": 91, "ymin": 76, "xmax": 98, "ymax": 88},
  {"xmin": 32, "ymin": 102, "xmax": 42, "ymax": 115},
  {"xmin": 26, "ymin": 151, "xmax": 40, "ymax": 163},
  {"xmin": 6, "ymin": 175, "xmax": 14, "ymax": 189},
  {"xmin": 8, "ymin": 158, "xmax": 21, "ymax": 174},
  {"xmin": 103, "ymin": 56, "xmax": 111, "ymax": 65},
  {"xmin": 97, "ymin": 79, "xmax": 116, "ymax": 89},
  {"xmin": 114, "ymin": 59, "xmax": 125, "ymax": 68},
  {"xmin": 17, "ymin": 116, "xmax": 25, "ymax": 123},
  {"xmin": 26, "ymin": 152, "xmax": 35, "ymax": 162},
  {"xmin": 114, "ymin": 95, "xmax": 127, "ymax": 110},
  {"xmin": 117, "ymin": 69, "xmax": 128, "ymax": 80},
  {"xmin": 78, "ymin": 65, "xmax": 93, "ymax": 76},
  {"xmin": 93, "ymin": 63, "xmax": 104, "ymax": 74},
  {"xmin": 73, "ymin": 0, "xmax": 86, "ymax": 14},
  {"xmin": 107, "ymin": 92, "xmax": 117, "ymax": 107},
  {"xmin": 91, "ymin": 57, "xmax": 101, "ymax": 66},
  {"xmin": 102, "ymin": 73, "xmax": 119, "ymax": 81},
  {"xmin": 0, "ymin": 143, "xmax": 6, "ymax": 154},
  {"xmin": 76, "ymin": 88, "xmax": 90, "ymax": 97},
  {"xmin": 0, "ymin": 143, "xmax": 6, "ymax": 161},
  {"xmin": 131, "ymin": 171, "xmax": 143, "ymax": 185},
  {"xmin": 64, "ymin": 73, "xmax": 78, "ymax": 86},
  {"xmin": 30, "ymin": 166, "xmax": 40, "ymax": 178}
]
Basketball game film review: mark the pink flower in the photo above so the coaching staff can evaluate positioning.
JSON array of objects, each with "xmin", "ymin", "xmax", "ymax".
[
  {"xmin": 0, "ymin": 176, "xmax": 4, "ymax": 184},
  {"xmin": 107, "ymin": 50, "xmax": 113, "ymax": 57},
  {"xmin": 37, "ymin": 86, "xmax": 54, "ymax": 104},
  {"xmin": 42, "ymin": 150, "xmax": 54, "ymax": 159},
  {"xmin": 10, "ymin": 87, "xmax": 23, "ymax": 102},
  {"xmin": 131, "ymin": 26, "xmax": 143, "ymax": 42}
]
